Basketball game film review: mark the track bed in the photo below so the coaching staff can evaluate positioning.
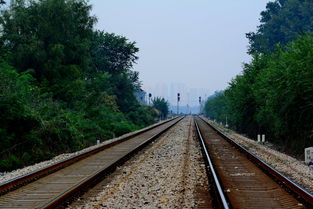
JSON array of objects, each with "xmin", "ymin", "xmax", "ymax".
[
  {"xmin": 0, "ymin": 117, "xmax": 182, "ymax": 209},
  {"xmin": 195, "ymin": 117, "xmax": 309, "ymax": 209}
]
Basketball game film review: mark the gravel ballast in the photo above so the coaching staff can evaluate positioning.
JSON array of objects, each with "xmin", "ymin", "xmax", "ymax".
[
  {"xmin": 202, "ymin": 117, "xmax": 313, "ymax": 194},
  {"xmin": 67, "ymin": 116, "xmax": 211, "ymax": 209}
]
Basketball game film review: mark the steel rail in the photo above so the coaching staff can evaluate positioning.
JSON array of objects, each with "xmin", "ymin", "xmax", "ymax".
[
  {"xmin": 40, "ymin": 116, "xmax": 184, "ymax": 209},
  {"xmin": 198, "ymin": 116, "xmax": 313, "ymax": 207},
  {"xmin": 194, "ymin": 119, "xmax": 230, "ymax": 209},
  {"xmin": 0, "ymin": 116, "xmax": 180, "ymax": 196}
]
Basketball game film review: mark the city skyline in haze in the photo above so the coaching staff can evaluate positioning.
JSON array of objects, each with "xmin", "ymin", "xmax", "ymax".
[
  {"xmin": 89, "ymin": 0, "xmax": 271, "ymax": 105},
  {"xmin": 144, "ymin": 82, "xmax": 209, "ymax": 107}
]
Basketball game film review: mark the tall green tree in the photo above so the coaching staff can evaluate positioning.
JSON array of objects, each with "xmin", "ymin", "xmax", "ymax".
[
  {"xmin": 152, "ymin": 97, "xmax": 169, "ymax": 119},
  {"xmin": 90, "ymin": 31, "xmax": 139, "ymax": 76},
  {"xmin": 204, "ymin": 91, "xmax": 227, "ymax": 123},
  {"xmin": 89, "ymin": 31, "xmax": 140, "ymax": 113},
  {"xmin": 205, "ymin": 34, "xmax": 313, "ymax": 155},
  {"xmin": 252, "ymin": 35, "xmax": 313, "ymax": 149},
  {"xmin": 246, "ymin": 0, "xmax": 313, "ymax": 54},
  {"xmin": 0, "ymin": 0, "xmax": 96, "ymax": 101},
  {"xmin": 0, "ymin": 0, "xmax": 156, "ymax": 171},
  {"xmin": 225, "ymin": 54, "xmax": 269, "ymax": 135},
  {"xmin": 205, "ymin": 0, "xmax": 313, "ymax": 155}
]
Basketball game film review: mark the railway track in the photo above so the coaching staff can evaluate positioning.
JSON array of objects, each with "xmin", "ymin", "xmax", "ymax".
[
  {"xmin": 0, "ymin": 116, "xmax": 183, "ymax": 209},
  {"xmin": 67, "ymin": 116, "xmax": 212, "ymax": 209},
  {"xmin": 194, "ymin": 116, "xmax": 313, "ymax": 209},
  {"xmin": 1, "ymin": 115, "xmax": 312, "ymax": 209}
]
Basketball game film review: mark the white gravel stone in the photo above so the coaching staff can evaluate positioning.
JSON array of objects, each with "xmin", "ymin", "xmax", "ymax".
[
  {"xmin": 67, "ymin": 116, "xmax": 210, "ymax": 209},
  {"xmin": 0, "ymin": 119, "xmax": 168, "ymax": 184},
  {"xmin": 202, "ymin": 117, "xmax": 313, "ymax": 194}
]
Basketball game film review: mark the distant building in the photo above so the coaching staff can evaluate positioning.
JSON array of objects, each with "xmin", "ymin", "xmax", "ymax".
[{"xmin": 135, "ymin": 88, "xmax": 147, "ymax": 105}]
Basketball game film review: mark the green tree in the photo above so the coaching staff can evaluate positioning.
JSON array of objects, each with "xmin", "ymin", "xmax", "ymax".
[
  {"xmin": 89, "ymin": 31, "xmax": 140, "ymax": 114},
  {"xmin": 205, "ymin": 0, "xmax": 313, "ymax": 156},
  {"xmin": 152, "ymin": 97, "xmax": 169, "ymax": 119},
  {"xmin": 0, "ymin": 0, "xmax": 156, "ymax": 171},
  {"xmin": 205, "ymin": 35, "xmax": 313, "ymax": 155},
  {"xmin": 225, "ymin": 54, "xmax": 268, "ymax": 135},
  {"xmin": 90, "ymin": 31, "xmax": 139, "ymax": 76},
  {"xmin": 204, "ymin": 91, "xmax": 228, "ymax": 123},
  {"xmin": 0, "ymin": 0, "xmax": 96, "ymax": 101},
  {"xmin": 246, "ymin": 0, "xmax": 313, "ymax": 54},
  {"xmin": 252, "ymin": 35, "xmax": 313, "ymax": 151}
]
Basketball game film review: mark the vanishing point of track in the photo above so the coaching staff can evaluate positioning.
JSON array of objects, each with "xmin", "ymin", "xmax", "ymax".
[{"xmin": 0, "ymin": 117, "xmax": 183, "ymax": 209}]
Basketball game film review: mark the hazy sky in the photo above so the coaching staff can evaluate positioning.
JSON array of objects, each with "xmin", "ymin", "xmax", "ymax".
[{"xmin": 89, "ymin": 0, "xmax": 270, "ymax": 94}]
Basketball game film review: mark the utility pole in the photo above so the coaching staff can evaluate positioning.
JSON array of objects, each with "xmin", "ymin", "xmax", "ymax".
[{"xmin": 177, "ymin": 93, "xmax": 180, "ymax": 115}]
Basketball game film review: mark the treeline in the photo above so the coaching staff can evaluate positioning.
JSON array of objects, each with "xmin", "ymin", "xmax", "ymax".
[
  {"xmin": 204, "ymin": 0, "xmax": 313, "ymax": 155},
  {"xmin": 0, "ymin": 0, "xmax": 156, "ymax": 171}
]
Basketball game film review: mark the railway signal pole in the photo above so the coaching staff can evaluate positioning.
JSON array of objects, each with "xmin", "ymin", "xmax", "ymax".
[
  {"xmin": 148, "ymin": 93, "xmax": 152, "ymax": 106},
  {"xmin": 177, "ymin": 93, "xmax": 180, "ymax": 115},
  {"xmin": 199, "ymin": 96, "xmax": 202, "ymax": 115}
]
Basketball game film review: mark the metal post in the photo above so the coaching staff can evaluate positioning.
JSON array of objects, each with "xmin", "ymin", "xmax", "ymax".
[
  {"xmin": 225, "ymin": 115, "xmax": 229, "ymax": 128},
  {"xmin": 199, "ymin": 96, "xmax": 202, "ymax": 115},
  {"xmin": 148, "ymin": 93, "xmax": 152, "ymax": 106},
  {"xmin": 177, "ymin": 93, "xmax": 180, "ymax": 115}
]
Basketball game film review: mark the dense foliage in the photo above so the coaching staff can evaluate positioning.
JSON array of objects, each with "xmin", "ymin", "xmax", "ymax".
[
  {"xmin": 0, "ymin": 0, "xmax": 155, "ymax": 171},
  {"xmin": 246, "ymin": 0, "xmax": 313, "ymax": 54},
  {"xmin": 152, "ymin": 97, "xmax": 169, "ymax": 120},
  {"xmin": 205, "ymin": 0, "xmax": 313, "ymax": 156},
  {"xmin": 203, "ymin": 91, "xmax": 227, "ymax": 123}
]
